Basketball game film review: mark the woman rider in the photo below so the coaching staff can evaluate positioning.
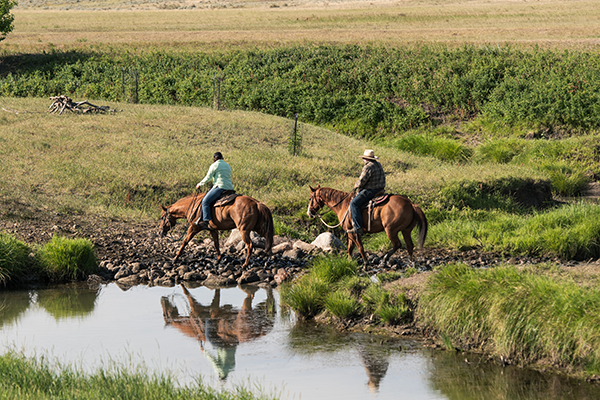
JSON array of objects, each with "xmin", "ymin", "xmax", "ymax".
[{"xmin": 194, "ymin": 152, "xmax": 234, "ymax": 230}]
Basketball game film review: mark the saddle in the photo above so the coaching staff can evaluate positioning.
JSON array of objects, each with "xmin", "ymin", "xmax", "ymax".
[
  {"xmin": 214, "ymin": 190, "xmax": 239, "ymax": 207},
  {"xmin": 364, "ymin": 191, "xmax": 391, "ymax": 231}
]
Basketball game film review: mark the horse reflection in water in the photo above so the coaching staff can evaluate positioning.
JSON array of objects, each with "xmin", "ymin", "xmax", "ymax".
[{"xmin": 161, "ymin": 284, "xmax": 275, "ymax": 380}]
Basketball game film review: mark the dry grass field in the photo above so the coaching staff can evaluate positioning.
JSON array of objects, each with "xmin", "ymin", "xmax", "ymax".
[{"xmin": 4, "ymin": 0, "xmax": 600, "ymax": 53}]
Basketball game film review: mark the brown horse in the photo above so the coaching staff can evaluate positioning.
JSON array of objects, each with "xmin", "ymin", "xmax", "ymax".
[
  {"xmin": 160, "ymin": 193, "xmax": 274, "ymax": 268},
  {"xmin": 307, "ymin": 185, "xmax": 428, "ymax": 263}
]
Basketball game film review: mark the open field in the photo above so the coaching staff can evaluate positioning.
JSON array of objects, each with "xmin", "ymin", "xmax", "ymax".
[{"xmin": 5, "ymin": 0, "xmax": 600, "ymax": 52}]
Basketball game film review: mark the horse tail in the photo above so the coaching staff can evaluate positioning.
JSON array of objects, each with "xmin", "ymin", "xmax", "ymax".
[
  {"xmin": 256, "ymin": 202, "xmax": 274, "ymax": 254},
  {"xmin": 412, "ymin": 203, "xmax": 428, "ymax": 249}
]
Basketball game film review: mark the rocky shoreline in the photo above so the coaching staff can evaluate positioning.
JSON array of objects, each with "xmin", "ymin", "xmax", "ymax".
[{"xmin": 0, "ymin": 209, "xmax": 581, "ymax": 292}]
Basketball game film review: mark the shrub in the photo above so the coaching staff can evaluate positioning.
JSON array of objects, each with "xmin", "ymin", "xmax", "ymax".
[{"xmin": 39, "ymin": 236, "xmax": 98, "ymax": 282}]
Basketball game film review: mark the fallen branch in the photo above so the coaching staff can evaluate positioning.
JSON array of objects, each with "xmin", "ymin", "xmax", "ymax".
[{"xmin": 48, "ymin": 95, "xmax": 119, "ymax": 114}]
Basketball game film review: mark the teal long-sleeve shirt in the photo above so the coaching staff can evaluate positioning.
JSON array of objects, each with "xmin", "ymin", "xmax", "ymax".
[{"xmin": 198, "ymin": 159, "xmax": 234, "ymax": 190}]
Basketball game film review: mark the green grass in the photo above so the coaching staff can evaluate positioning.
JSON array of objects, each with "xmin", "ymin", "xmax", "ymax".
[
  {"xmin": 0, "ymin": 233, "xmax": 34, "ymax": 286},
  {"xmin": 427, "ymin": 203, "xmax": 600, "ymax": 260},
  {"xmin": 419, "ymin": 263, "xmax": 600, "ymax": 375},
  {"xmin": 0, "ymin": 351, "xmax": 274, "ymax": 400},
  {"xmin": 38, "ymin": 235, "xmax": 98, "ymax": 282},
  {"xmin": 0, "ymin": 233, "xmax": 100, "ymax": 285},
  {"xmin": 280, "ymin": 255, "xmax": 412, "ymax": 324}
]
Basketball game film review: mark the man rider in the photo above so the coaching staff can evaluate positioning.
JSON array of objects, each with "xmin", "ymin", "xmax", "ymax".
[
  {"xmin": 194, "ymin": 152, "xmax": 234, "ymax": 230},
  {"xmin": 349, "ymin": 149, "xmax": 386, "ymax": 235}
]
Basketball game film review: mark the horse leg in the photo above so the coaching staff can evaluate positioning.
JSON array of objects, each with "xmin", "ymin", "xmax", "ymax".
[
  {"xmin": 347, "ymin": 238, "xmax": 356, "ymax": 259},
  {"xmin": 401, "ymin": 229, "xmax": 415, "ymax": 258},
  {"xmin": 210, "ymin": 229, "xmax": 222, "ymax": 263},
  {"xmin": 349, "ymin": 233, "xmax": 369, "ymax": 265},
  {"xmin": 240, "ymin": 229, "xmax": 254, "ymax": 268},
  {"xmin": 174, "ymin": 224, "xmax": 201, "ymax": 262},
  {"xmin": 383, "ymin": 226, "xmax": 403, "ymax": 262}
]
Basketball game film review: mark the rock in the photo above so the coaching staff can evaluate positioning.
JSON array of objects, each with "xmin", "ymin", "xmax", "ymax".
[
  {"xmin": 283, "ymin": 248, "xmax": 304, "ymax": 259},
  {"xmin": 117, "ymin": 274, "xmax": 140, "ymax": 286},
  {"xmin": 293, "ymin": 240, "xmax": 317, "ymax": 253},
  {"xmin": 237, "ymin": 271, "xmax": 260, "ymax": 284},
  {"xmin": 183, "ymin": 271, "xmax": 205, "ymax": 281},
  {"xmin": 225, "ymin": 229, "xmax": 266, "ymax": 248},
  {"xmin": 272, "ymin": 242, "xmax": 293, "ymax": 253},
  {"xmin": 114, "ymin": 266, "xmax": 132, "ymax": 280},
  {"xmin": 204, "ymin": 275, "xmax": 236, "ymax": 287},
  {"xmin": 274, "ymin": 268, "xmax": 290, "ymax": 285},
  {"xmin": 130, "ymin": 262, "xmax": 145, "ymax": 273},
  {"xmin": 311, "ymin": 232, "xmax": 343, "ymax": 252}
]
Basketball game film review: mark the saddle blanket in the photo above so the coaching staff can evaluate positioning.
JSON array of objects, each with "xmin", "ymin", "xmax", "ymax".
[{"xmin": 214, "ymin": 190, "xmax": 239, "ymax": 207}]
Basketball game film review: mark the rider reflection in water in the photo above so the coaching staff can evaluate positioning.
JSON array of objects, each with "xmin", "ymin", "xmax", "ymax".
[{"xmin": 161, "ymin": 285, "xmax": 275, "ymax": 381}]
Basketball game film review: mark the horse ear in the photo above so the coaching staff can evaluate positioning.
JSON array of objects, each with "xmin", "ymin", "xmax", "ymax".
[
  {"xmin": 309, "ymin": 185, "xmax": 315, "ymax": 192},
  {"xmin": 161, "ymin": 205, "xmax": 167, "ymax": 211}
]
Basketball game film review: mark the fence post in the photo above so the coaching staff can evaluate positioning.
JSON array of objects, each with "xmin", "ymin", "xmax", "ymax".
[{"xmin": 134, "ymin": 70, "xmax": 139, "ymax": 104}]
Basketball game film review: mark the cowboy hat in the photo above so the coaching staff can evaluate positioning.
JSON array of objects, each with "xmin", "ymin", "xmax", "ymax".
[{"xmin": 360, "ymin": 149, "xmax": 379, "ymax": 160}]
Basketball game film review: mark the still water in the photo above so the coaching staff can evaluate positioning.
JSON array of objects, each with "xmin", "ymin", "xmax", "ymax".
[{"xmin": 1, "ymin": 283, "xmax": 599, "ymax": 400}]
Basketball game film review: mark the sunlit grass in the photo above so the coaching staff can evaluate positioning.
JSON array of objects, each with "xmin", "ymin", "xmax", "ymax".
[
  {"xmin": 420, "ymin": 263, "xmax": 600, "ymax": 375},
  {"xmin": 0, "ymin": 351, "xmax": 275, "ymax": 400}
]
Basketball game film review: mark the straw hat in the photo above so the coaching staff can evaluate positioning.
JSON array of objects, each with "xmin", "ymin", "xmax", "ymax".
[{"xmin": 360, "ymin": 149, "xmax": 379, "ymax": 161}]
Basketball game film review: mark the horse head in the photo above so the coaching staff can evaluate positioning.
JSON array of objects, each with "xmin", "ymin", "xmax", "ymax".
[
  {"xmin": 159, "ymin": 205, "xmax": 177, "ymax": 236},
  {"xmin": 307, "ymin": 185, "xmax": 324, "ymax": 218}
]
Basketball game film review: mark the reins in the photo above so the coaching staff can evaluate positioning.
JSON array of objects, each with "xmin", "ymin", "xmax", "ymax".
[{"xmin": 314, "ymin": 192, "xmax": 352, "ymax": 229}]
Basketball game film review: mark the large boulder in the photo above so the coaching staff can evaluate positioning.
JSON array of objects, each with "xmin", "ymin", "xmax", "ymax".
[
  {"xmin": 225, "ymin": 229, "xmax": 266, "ymax": 249},
  {"xmin": 311, "ymin": 232, "xmax": 343, "ymax": 252}
]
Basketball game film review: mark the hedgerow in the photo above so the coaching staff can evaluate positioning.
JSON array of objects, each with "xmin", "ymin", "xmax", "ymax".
[{"xmin": 3, "ymin": 45, "xmax": 600, "ymax": 137}]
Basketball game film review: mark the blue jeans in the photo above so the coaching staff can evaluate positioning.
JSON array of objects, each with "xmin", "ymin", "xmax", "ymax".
[
  {"xmin": 350, "ymin": 188, "xmax": 380, "ymax": 231},
  {"xmin": 201, "ymin": 186, "xmax": 224, "ymax": 222}
]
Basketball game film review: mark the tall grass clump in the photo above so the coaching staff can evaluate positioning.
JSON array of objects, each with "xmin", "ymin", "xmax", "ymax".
[
  {"xmin": 362, "ymin": 284, "xmax": 410, "ymax": 325},
  {"xmin": 280, "ymin": 255, "xmax": 358, "ymax": 319},
  {"xmin": 0, "ymin": 233, "xmax": 35, "ymax": 287},
  {"xmin": 38, "ymin": 235, "xmax": 98, "ymax": 282},
  {"xmin": 419, "ymin": 264, "xmax": 600, "ymax": 374},
  {"xmin": 0, "ymin": 351, "xmax": 273, "ymax": 400},
  {"xmin": 281, "ymin": 255, "xmax": 412, "ymax": 324}
]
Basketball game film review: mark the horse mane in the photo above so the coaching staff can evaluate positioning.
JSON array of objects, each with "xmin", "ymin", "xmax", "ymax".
[{"xmin": 319, "ymin": 187, "xmax": 350, "ymax": 204}]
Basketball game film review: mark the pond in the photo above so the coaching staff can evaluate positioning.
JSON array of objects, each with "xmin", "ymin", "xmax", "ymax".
[{"xmin": 1, "ymin": 283, "xmax": 599, "ymax": 400}]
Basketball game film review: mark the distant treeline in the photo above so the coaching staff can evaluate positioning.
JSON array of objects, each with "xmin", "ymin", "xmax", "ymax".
[{"xmin": 2, "ymin": 45, "xmax": 600, "ymax": 136}]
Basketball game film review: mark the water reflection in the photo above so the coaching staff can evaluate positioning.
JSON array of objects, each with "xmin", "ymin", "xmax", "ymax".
[
  {"xmin": 160, "ymin": 284, "xmax": 276, "ymax": 381},
  {"xmin": 0, "ymin": 284, "xmax": 100, "ymax": 325},
  {"xmin": 287, "ymin": 322, "xmax": 404, "ymax": 393},
  {"xmin": 35, "ymin": 285, "xmax": 100, "ymax": 320},
  {"xmin": 0, "ymin": 291, "xmax": 31, "ymax": 327},
  {"xmin": 428, "ymin": 350, "xmax": 600, "ymax": 400}
]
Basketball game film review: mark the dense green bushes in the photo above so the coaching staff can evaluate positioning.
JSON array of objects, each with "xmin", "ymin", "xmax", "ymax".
[
  {"xmin": 0, "ymin": 233, "xmax": 98, "ymax": 287},
  {"xmin": 3, "ymin": 45, "xmax": 600, "ymax": 137}
]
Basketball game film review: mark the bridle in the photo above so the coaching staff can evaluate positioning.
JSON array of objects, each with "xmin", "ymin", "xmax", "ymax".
[
  {"xmin": 308, "ymin": 190, "xmax": 352, "ymax": 229},
  {"xmin": 159, "ymin": 209, "xmax": 186, "ymax": 242}
]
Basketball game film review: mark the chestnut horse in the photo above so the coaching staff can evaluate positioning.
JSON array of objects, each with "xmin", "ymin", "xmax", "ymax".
[
  {"xmin": 160, "ymin": 193, "xmax": 274, "ymax": 268},
  {"xmin": 307, "ymin": 185, "xmax": 428, "ymax": 263}
]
